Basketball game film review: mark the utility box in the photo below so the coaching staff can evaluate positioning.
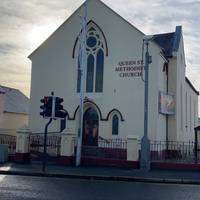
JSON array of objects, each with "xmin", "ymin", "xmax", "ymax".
[{"xmin": 0, "ymin": 144, "xmax": 8, "ymax": 163}]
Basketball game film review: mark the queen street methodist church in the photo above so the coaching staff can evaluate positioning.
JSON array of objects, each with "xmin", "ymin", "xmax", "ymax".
[{"xmin": 27, "ymin": 0, "xmax": 199, "ymax": 165}]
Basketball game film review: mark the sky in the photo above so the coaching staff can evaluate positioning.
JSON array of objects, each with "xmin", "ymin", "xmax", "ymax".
[{"xmin": 0, "ymin": 0, "xmax": 200, "ymax": 100}]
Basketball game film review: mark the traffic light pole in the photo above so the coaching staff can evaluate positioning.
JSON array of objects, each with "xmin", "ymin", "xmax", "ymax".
[
  {"xmin": 42, "ymin": 118, "xmax": 53, "ymax": 173},
  {"xmin": 76, "ymin": 1, "xmax": 87, "ymax": 167},
  {"xmin": 40, "ymin": 92, "xmax": 67, "ymax": 173}
]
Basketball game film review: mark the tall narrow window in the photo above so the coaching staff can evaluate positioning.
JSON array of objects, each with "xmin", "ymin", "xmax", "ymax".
[
  {"xmin": 194, "ymin": 100, "xmax": 196, "ymax": 127},
  {"xmin": 95, "ymin": 49, "xmax": 104, "ymax": 92},
  {"xmin": 77, "ymin": 58, "xmax": 81, "ymax": 92},
  {"xmin": 112, "ymin": 115, "xmax": 119, "ymax": 135},
  {"xmin": 186, "ymin": 92, "xmax": 188, "ymax": 130},
  {"xmin": 86, "ymin": 54, "xmax": 94, "ymax": 92},
  {"xmin": 190, "ymin": 96, "xmax": 192, "ymax": 131},
  {"xmin": 180, "ymin": 84, "xmax": 183, "ymax": 130}
]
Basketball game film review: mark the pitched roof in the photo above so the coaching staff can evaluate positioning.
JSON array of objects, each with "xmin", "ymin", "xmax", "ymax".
[
  {"xmin": 0, "ymin": 86, "xmax": 29, "ymax": 114},
  {"xmin": 0, "ymin": 86, "xmax": 5, "ymax": 94},
  {"xmin": 153, "ymin": 26, "xmax": 182, "ymax": 57},
  {"xmin": 153, "ymin": 32, "xmax": 175, "ymax": 57},
  {"xmin": 185, "ymin": 77, "xmax": 199, "ymax": 96}
]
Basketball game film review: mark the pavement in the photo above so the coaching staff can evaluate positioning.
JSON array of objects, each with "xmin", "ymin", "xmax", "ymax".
[{"xmin": 0, "ymin": 162, "xmax": 200, "ymax": 184}]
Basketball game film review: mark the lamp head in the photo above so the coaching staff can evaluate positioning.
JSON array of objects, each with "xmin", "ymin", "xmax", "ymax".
[{"xmin": 143, "ymin": 35, "xmax": 154, "ymax": 43}]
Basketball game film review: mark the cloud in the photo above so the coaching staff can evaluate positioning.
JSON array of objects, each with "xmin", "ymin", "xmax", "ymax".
[{"xmin": 103, "ymin": 0, "xmax": 200, "ymax": 84}]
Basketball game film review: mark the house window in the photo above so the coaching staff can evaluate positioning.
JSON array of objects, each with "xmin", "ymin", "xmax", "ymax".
[
  {"xmin": 75, "ymin": 22, "xmax": 107, "ymax": 93},
  {"xmin": 112, "ymin": 114, "xmax": 119, "ymax": 135}
]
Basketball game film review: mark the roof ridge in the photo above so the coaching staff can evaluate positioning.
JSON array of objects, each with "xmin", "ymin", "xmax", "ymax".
[
  {"xmin": 154, "ymin": 32, "xmax": 174, "ymax": 36},
  {"xmin": 0, "ymin": 85, "xmax": 20, "ymax": 92},
  {"xmin": 185, "ymin": 77, "xmax": 199, "ymax": 96},
  {"xmin": 0, "ymin": 85, "xmax": 29, "ymax": 100}
]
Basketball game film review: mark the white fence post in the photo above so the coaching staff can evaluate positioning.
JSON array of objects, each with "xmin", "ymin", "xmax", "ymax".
[
  {"xmin": 127, "ymin": 135, "xmax": 139, "ymax": 161},
  {"xmin": 60, "ymin": 131, "xmax": 76, "ymax": 165},
  {"xmin": 15, "ymin": 125, "xmax": 31, "ymax": 163}
]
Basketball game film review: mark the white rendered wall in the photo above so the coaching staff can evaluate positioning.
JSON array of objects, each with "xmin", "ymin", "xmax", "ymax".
[
  {"xmin": 0, "ymin": 93, "xmax": 5, "ymax": 128},
  {"xmin": 168, "ymin": 35, "xmax": 198, "ymax": 142},
  {"xmin": 155, "ymin": 53, "xmax": 167, "ymax": 141},
  {"xmin": 29, "ymin": 0, "xmax": 169, "ymax": 141}
]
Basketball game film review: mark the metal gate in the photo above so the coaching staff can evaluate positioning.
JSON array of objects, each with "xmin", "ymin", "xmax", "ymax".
[
  {"xmin": 0, "ymin": 134, "xmax": 16, "ymax": 160},
  {"xmin": 29, "ymin": 134, "xmax": 61, "ymax": 163}
]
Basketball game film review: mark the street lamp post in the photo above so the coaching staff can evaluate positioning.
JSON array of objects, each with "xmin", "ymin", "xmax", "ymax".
[{"xmin": 140, "ymin": 36, "xmax": 153, "ymax": 172}]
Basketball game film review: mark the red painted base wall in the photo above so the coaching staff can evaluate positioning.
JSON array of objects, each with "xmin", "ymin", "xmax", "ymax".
[
  {"xmin": 81, "ymin": 157, "xmax": 139, "ymax": 169},
  {"xmin": 151, "ymin": 162, "xmax": 200, "ymax": 170},
  {"xmin": 59, "ymin": 156, "xmax": 74, "ymax": 165},
  {"xmin": 14, "ymin": 153, "xmax": 30, "ymax": 163}
]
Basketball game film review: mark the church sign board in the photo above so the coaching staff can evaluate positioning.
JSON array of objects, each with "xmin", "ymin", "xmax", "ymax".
[{"xmin": 115, "ymin": 60, "xmax": 143, "ymax": 78}]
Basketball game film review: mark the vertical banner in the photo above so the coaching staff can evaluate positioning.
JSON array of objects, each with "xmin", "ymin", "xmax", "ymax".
[{"xmin": 159, "ymin": 91, "xmax": 175, "ymax": 115}]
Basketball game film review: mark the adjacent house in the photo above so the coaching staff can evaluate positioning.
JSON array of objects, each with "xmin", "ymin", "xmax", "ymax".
[{"xmin": 0, "ymin": 86, "xmax": 29, "ymax": 136}]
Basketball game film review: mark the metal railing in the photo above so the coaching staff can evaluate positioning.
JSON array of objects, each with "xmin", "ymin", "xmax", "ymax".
[
  {"xmin": 150, "ymin": 140, "xmax": 197, "ymax": 163},
  {"xmin": 0, "ymin": 134, "xmax": 16, "ymax": 155}
]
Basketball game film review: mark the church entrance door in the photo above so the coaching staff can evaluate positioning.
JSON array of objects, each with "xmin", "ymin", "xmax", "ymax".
[{"xmin": 82, "ymin": 107, "xmax": 99, "ymax": 146}]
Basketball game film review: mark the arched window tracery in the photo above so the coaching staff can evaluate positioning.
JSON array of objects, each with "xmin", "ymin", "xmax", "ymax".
[{"xmin": 75, "ymin": 21, "xmax": 107, "ymax": 93}]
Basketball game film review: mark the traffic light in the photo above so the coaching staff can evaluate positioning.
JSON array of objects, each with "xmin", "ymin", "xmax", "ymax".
[
  {"xmin": 40, "ymin": 95, "xmax": 67, "ymax": 119},
  {"xmin": 55, "ymin": 97, "xmax": 63, "ymax": 110},
  {"xmin": 54, "ymin": 97, "xmax": 67, "ymax": 118},
  {"xmin": 40, "ymin": 96, "xmax": 53, "ymax": 118}
]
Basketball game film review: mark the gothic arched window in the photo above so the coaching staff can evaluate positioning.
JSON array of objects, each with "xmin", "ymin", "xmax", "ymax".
[
  {"xmin": 86, "ymin": 54, "xmax": 94, "ymax": 92},
  {"xmin": 74, "ymin": 21, "xmax": 108, "ymax": 93},
  {"xmin": 96, "ymin": 49, "xmax": 104, "ymax": 92},
  {"xmin": 112, "ymin": 114, "xmax": 119, "ymax": 135}
]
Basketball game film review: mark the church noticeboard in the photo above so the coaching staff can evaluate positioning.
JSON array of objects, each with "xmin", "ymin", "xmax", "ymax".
[
  {"xmin": 159, "ymin": 91, "xmax": 175, "ymax": 115},
  {"xmin": 115, "ymin": 60, "xmax": 143, "ymax": 77}
]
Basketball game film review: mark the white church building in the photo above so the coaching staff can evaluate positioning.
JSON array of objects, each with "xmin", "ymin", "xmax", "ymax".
[{"xmin": 26, "ymin": 0, "xmax": 199, "ymax": 166}]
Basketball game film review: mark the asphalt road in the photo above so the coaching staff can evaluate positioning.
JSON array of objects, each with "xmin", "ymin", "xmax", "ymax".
[{"xmin": 0, "ymin": 175, "xmax": 200, "ymax": 200}]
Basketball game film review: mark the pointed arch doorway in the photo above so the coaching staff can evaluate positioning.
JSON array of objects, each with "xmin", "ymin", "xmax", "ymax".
[{"xmin": 82, "ymin": 107, "xmax": 99, "ymax": 146}]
